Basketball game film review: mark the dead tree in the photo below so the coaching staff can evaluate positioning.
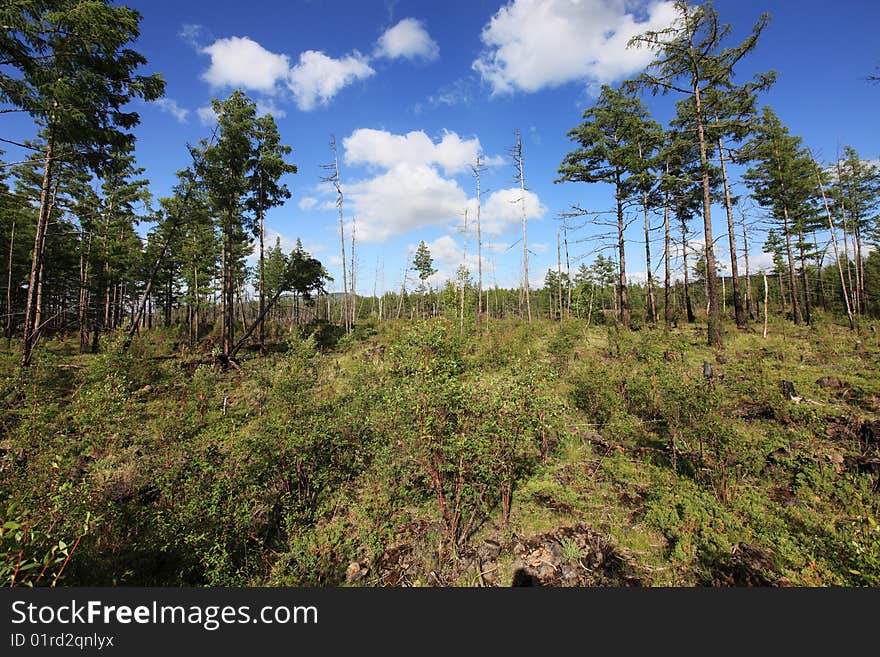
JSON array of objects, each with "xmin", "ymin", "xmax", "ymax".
[
  {"xmin": 512, "ymin": 130, "xmax": 532, "ymax": 323},
  {"xmin": 321, "ymin": 136, "xmax": 349, "ymax": 333}
]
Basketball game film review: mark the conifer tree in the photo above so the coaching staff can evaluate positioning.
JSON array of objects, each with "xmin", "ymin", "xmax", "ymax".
[
  {"xmin": 1, "ymin": 0, "xmax": 164, "ymax": 366},
  {"xmin": 743, "ymin": 107, "xmax": 816, "ymax": 325},
  {"xmin": 557, "ymin": 85, "xmax": 660, "ymax": 328},
  {"xmin": 247, "ymin": 113, "xmax": 296, "ymax": 352},
  {"xmin": 629, "ymin": 0, "xmax": 772, "ymax": 347}
]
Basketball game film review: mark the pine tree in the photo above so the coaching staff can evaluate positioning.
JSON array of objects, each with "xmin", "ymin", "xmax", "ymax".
[
  {"xmin": 412, "ymin": 240, "xmax": 436, "ymax": 316},
  {"xmin": 247, "ymin": 113, "xmax": 296, "ymax": 352},
  {"xmin": 557, "ymin": 84, "xmax": 660, "ymax": 328},
  {"xmin": 743, "ymin": 107, "xmax": 816, "ymax": 325},
  {"xmin": 199, "ymin": 90, "xmax": 258, "ymax": 362},
  {"xmin": 835, "ymin": 147, "xmax": 880, "ymax": 312},
  {"xmin": 1, "ymin": 0, "xmax": 164, "ymax": 366},
  {"xmin": 628, "ymin": 0, "xmax": 772, "ymax": 347}
]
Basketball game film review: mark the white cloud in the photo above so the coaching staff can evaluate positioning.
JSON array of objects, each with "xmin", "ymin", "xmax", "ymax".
[
  {"xmin": 474, "ymin": 187, "xmax": 548, "ymax": 236},
  {"xmin": 334, "ymin": 128, "xmax": 540, "ymax": 243},
  {"xmin": 179, "ymin": 23, "xmax": 210, "ymax": 49},
  {"xmin": 201, "ymin": 36, "xmax": 291, "ymax": 92},
  {"xmin": 405, "ymin": 235, "xmax": 482, "ymax": 288},
  {"xmin": 346, "ymin": 164, "xmax": 469, "ymax": 242},
  {"xmin": 255, "ymin": 98, "xmax": 287, "ymax": 119},
  {"xmin": 343, "ymin": 128, "xmax": 489, "ymax": 175},
  {"xmin": 298, "ymin": 197, "xmax": 319, "ymax": 211},
  {"xmin": 287, "ymin": 50, "xmax": 374, "ymax": 111},
  {"xmin": 375, "ymin": 18, "xmax": 439, "ymax": 61},
  {"xmin": 196, "ymin": 105, "xmax": 217, "ymax": 127},
  {"xmin": 473, "ymin": 0, "xmax": 675, "ymax": 94},
  {"xmin": 152, "ymin": 98, "xmax": 189, "ymax": 123}
]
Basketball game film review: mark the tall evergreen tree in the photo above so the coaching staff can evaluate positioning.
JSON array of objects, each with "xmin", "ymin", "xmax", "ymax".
[
  {"xmin": 557, "ymin": 84, "xmax": 660, "ymax": 328},
  {"xmin": 247, "ymin": 113, "xmax": 296, "ymax": 352},
  {"xmin": 1, "ymin": 0, "xmax": 164, "ymax": 366},
  {"xmin": 199, "ymin": 90, "xmax": 258, "ymax": 362},
  {"xmin": 629, "ymin": 0, "xmax": 772, "ymax": 347},
  {"xmin": 743, "ymin": 107, "xmax": 816, "ymax": 325}
]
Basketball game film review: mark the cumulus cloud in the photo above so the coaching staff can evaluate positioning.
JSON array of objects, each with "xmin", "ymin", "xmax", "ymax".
[
  {"xmin": 334, "ymin": 128, "xmax": 542, "ymax": 243},
  {"xmin": 346, "ymin": 164, "xmax": 469, "ymax": 242},
  {"xmin": 473, "ymin": 187, "xmax": 548, "ymax": 236},
  {"xmin": 201, "ymin": 36, "xmax": 291, "ymax": 92},
  {"xmin": 287, "ymin": 50, "xmax": 375, "ymax": 111},
  {"xmin": 298, "ymin": 197, "xmax": 319, "ymax": 211},
  {"xmin": 473, "ymin": 0, "xmax": 675, "ymax": 94},
  {"xmin": 343, "ymin": 128, "xmax": 491, "ymax": 175},
  {"xmin": 375, "ymin": 18, "xmax": 439, "ymax": 61},
  {"xmin": 152, "ymin": 98, "xmax": 189, "ymax": 123}
]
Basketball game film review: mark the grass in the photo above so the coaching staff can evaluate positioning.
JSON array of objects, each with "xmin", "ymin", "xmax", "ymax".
[{"xmin": 1, "ymin": 313, "xmax": 878, "ymax": 586}]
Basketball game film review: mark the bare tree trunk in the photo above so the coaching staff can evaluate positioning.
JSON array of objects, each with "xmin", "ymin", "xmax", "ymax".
[
  {"xmin": 797, "ymin": 228, "xmax": 812, "ymax": 326},
  {"xmin": 643, "ymin": 190, "xmax": 657, "ymax": 324},
  {"xmin": 663, "ymin": 165, "xmax": 671, "ymax": 326},
  {"xmin": 5, "ymin": 221, "xmax": 14, "ymax": 343},
  {"xmin": 474, "ymin": 153, "xmax": 484, "ymax": 329},
  {"xmin": 813, "ymin": 232, "xmax": 828, "ymax": 312},
  {"xmin": 638, "ymin": 144, "xmax": 657, "ymax": 325},
  {"xmin": 514, "ymin": 131, "xmax": 531, "ymax": 323},
  {"xmin": 815, "ymin": 163, "xmax": 854, "ymax": 330},
  {"xmin": 461, "ymin": 209, "xmax": 468, "ymax": 335},
  {"xmin": 740, "ymin": 209, "xmax": 754, "ymax": 320},
  {"xmin": 693, "ymin": 85, "xmax": 722, "ymax": 348},
  {"xmin": 780, "ymin": 202, "xmax": 802, "ymax": 324},
  {"xmin": 326, "ymin": 137, "xmax": 349, "ymax": 334},
  {"xmin": 762, "ymin": 272, "xmax": 769, "ymax": 339},
  {"xmin": 716, "ymin": 126, "xmax": 745, "ymax": 328},
  {"xmin": 257, "ymin": 173, "xmax": 266, "ymax": 353},
  {"xmin": 79, "ymin": 231, "xmax": 91, "ymax": 352},
  {"xmin": 556, "ymin": 229, "xmax": 563, "ymax": 320},
  {"xmin": 350, "ymin": 221, "xmax": 357, "ymax": 328},
  {"xmin": 836, "ymin": 160, "xmax": 859, "ymax": 317},
  {"xmin": 682, "ymin": 218, "xmax": 695, "ymax": 324},
  {"xmin": 615, "ymin": 170, "xmax": 629, "ymax": 328},
  {"xmin": 854, "ymin": 224, "xmax": 866, "ymax": 313},
  {"xmin": 564, "ymin": 225, "xmax": 572, "ymax": 318},
  {"xmin": 21, "ymin": 126, "xmax": 55, "ymax": 368}
]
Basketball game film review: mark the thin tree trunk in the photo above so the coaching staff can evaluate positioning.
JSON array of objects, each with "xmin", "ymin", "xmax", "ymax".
[
  {"xmin": 815, "ymin": 163, "xmax": 854, "ymax": 330},
  {"xmin": 643, "ymin": 190, "xmax": 657, "ymax": 324},
  {"xmin": 475, "ymin": 154, "xmax": 484, "ymax": 329},
  {"xmin": 79, "ymin": 231, "xmax": 91, "ymax": 352},
  {"xmin": 716, "ymin": 126, "xmax": 745, "ymax": 328},
  {"xmin": 21, "ymin": 126, "xmax": 55, "ymax": 368},
  {"xmin": 663, "ymin": 164, "xmax": 671, "ymax": 326},
  {"xmin": 564, "ymin": 225, "xmax": 572, "ymax": 318},
  {"xmin": 693, "ymin": 85, "xmax": 722, "ymax": 348},
  {"xmin": 615, "ymin": 170, "xmax": 629, "ymax": 328},
  {"xmin": 461, "ymin": 210, "xmax": 468, "ymax": 334},
  {"xmin": 257, "ymin": 173, "xmax": 266, "ymax": 353},
  {"xmin": 5, "ymin": 221, "xmax": 14, "ymax": 342},
  {"xmin": 762, "ymin": 272, "xmax": 769, "ymax": 338},
  {"xmin": 556, "ymin": 229, "xmax": 563, "ymax": 320},
  {"xmin": 682, "ymin": 219, "xmax": 695, "ymax": 323},
  {"xmin": 780, "ymin": 202, "xmax": 802, "ymax": 324},
  {"xmin": 797, "ymin": 228, "xmax": 812, "ymax": 326},
  {"xmin": 350, "ymin": 223, "xmax": 357, "ymax": 327},
  {"xmin": 740, "ymin": 210, "xmax": 754, "ymax": 320},
  {"xmin": 329, "ymin": 138, "xmax": 349, "ymax": 333},
  {"xmin": 515, "ymin": 131, "xmax": 531, "ymax": 323}
]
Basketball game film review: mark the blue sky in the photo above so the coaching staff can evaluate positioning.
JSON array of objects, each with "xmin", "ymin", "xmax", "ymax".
[{"xmin": 8, "ymin": 0, "xmax": 880, "ymax": 294}]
